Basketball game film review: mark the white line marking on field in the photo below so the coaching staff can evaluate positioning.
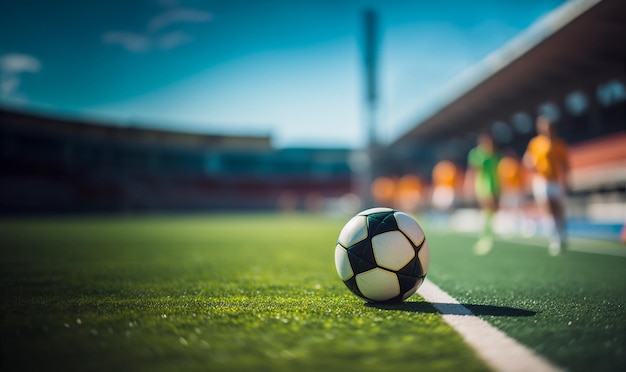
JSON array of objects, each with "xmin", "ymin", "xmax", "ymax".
[
  {"xmin": 453, "ymin": 231, "xmax": 626, "ymax": 257},
  {"xmin": 494, "ymin": 236, "xmax": 626, "ymax": 257},
  {"xmin": 417, "ymin": 279, "xmax": 562, "ymax": 372},
  {"xmin": 504, "ymin": 237, "xmax": 626, "ymax": 257}
]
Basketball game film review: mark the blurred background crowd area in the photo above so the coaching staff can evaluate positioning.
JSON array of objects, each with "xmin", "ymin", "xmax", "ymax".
[{"xmin": 0, "ymin": 0, "xmax": 624, "ymax": 240}]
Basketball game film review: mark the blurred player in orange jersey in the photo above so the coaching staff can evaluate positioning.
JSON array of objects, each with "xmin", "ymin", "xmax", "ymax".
[
  {"xmin": 395, "ymin": 174, "xmax": 424, "ymax": 214},
  {"xmin": 497, "ymin": 149, "xmax": 528, "ymax": 237},
  {"xmin": 498, "ymin": 148, "xmax": 526, "ymax": 210},
  {"xmin": 431, "ymin": 160, "xmax": 459, "ymax": 212},
  {"xmin": 523, "ymin": 116, "xmax": 570, "ymax": 255},
  {"xmin": 371, "ymin": 176, "xmax": 397, "ymax": 207}
]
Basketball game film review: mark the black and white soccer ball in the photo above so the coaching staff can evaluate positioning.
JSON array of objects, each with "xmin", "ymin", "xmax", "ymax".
[{"xmin": 335, "ymin": 207, "xmax": 430, "ymax": 303}]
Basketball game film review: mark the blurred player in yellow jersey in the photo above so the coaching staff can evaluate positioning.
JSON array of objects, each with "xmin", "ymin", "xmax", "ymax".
[{"xmin": 523, "ymin": 116, "xmax": 570, "ymax": 255}]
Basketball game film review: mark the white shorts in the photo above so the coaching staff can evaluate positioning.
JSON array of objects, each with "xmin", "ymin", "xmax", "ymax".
[
  {"xmin": 431, "ymin": 186, "xmax": 455, "ymax": 210},
  {"xmin": 532, "ymin": 176, "xmax": 564, "ymax": 204},
  {"xmin": 500, "ymin": 192, "xmax": 524, "ymax": 209}
]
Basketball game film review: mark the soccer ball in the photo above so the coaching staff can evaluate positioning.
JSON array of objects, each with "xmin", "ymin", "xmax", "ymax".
[{"xmin": 334, "ymin": 207, "xmax": 430, "ymax": 303}]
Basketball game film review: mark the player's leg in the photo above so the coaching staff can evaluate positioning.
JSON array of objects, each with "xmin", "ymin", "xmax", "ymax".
[
  {"xmin": 532, "ymin": 176, "xmax": 560, "ymax": 253},
  {"xmin": 546, "ymin": 199, "xmax": 562, "ymax": 255},
  {"xmin": 481, "ymin": 199, "xmax": 496, "ymax": 235},
  {"xmin": 474, "ymin": 182, "xmax": 498, "ymax": 255},
  {"xmin": 546, "ymin": 182, "xmax": 566, "ymax": 255}
]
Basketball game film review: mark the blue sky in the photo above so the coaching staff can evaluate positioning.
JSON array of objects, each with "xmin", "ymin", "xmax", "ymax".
[{"xmin": 0, "ymin": 0, "xmax": 565, "ymax": 148}]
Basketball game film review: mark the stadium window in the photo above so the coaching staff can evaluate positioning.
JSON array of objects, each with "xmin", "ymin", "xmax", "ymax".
[
  {"xmin": 537, "ymin": 102, "xmax": 561, "ymax": 122},
  {"xmin": 597, "ymin": 80, "xmax": 626, "ymax": 107},
  {"xmin": 491, "ymin": 121, "xmax": 512, "ymax": 144},
  {"xmin": 565, "ymin": 91, "xmax": 588, "ymax": 116},
  {"xmin": 220, "ymin": 153, "xmax": 260, "ymax": 174},
  {"xmin": 511, "ymin": 112, "xmax": 532, "ymax": 134},
  {"xmin": 204, "ymin": 154, "xmax": 222, "ymax": 174}
]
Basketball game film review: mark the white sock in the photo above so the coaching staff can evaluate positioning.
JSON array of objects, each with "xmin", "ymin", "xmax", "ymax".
[{"xmin": 543, "ymin": 216, "xmax": 559, "ymax": 244}]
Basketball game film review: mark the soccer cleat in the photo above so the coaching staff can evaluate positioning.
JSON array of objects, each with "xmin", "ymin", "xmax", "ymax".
[
  {"xmin": 548, "ymin": 241, "xmax": 562, "ymax": 256},
  {"xmin": 473, "ymin": 237, "xmax": 494, "ymax": 255}
]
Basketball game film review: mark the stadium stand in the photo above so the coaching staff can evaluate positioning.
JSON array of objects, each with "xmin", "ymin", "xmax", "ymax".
[
  {"xmin": 387, "ymin": 0, "xmax": 624, "ymax": 213},
  {"xmin": 0, "ymin": 108, "xmax": 352, "ymax": 213}
]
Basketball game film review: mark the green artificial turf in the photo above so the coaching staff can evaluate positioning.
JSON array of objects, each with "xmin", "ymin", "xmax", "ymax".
[
  {"xmin": 0, "ymin": 215, "xmax": 488, "ymax": 372},
  {"xmin": 426, "ymin": 230, "xmax": 626, "ymax": 372}
]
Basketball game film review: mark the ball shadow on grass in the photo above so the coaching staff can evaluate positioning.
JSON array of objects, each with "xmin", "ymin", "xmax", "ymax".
[{"xmin": 366, "ymin": 301, "xmax": 537, "ymax": 317}]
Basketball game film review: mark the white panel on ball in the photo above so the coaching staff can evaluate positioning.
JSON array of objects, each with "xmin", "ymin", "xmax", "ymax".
[
  {"xmin": 356, "ymin": 268, "xmax": 400, "ymax": 302},
  {"xmin": 394, "ymin": 212, "xmax": 425, "ymax": 246},
  {"xmin": 334, "ymin": 245, "xmax": 354, "ymax": 280},
  {"xmin": 418, "ymin": 240, "xmax": 430, "ymax": 274},
  {"xmin": 338, "ymin": 215, "xmax": 368, "ymax": 247},
  {"xmin": 371, "ymin": 231, "xmax": 415, "ymax": 271},
  {"xmin": 357, "ymin": 207, "xmax": 394, "ymax": 216}
]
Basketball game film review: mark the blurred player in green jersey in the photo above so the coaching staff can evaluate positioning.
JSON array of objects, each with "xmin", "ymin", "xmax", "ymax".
[{"xmin": 467, "ymin": 133, "xmax": 501, "ymax": 254}]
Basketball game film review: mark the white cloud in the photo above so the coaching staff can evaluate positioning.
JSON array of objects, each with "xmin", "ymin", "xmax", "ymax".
[
  {"xmin": 102, "ymin": 4, "xmax": 212, "ymax": 53},
  {"xmin": 158, "ymin": 30, "xmax": 193, "ymax": 50},
  {"xmin": 102, "ymin": 31, "xmax": 151, "ymax": 52},
  {"xmin": 0, "ymin": 53, "xmax": 41, "ymax": 74},
  {"xmin": 148, "ymin": 8, "xmax": 213, "ymax": 33},
  {"xmin": 0, "ymin": 53, "xmax": 41, "ymax": 101}
]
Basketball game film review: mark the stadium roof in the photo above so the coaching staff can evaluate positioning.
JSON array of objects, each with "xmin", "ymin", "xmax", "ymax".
[
  {"xmin": 394, "ymin": 0, "xmax": 625, "ymax": 144},
  {"xmin": 0, "ymin": 107, "xmax": 272, "ymax": 150}
]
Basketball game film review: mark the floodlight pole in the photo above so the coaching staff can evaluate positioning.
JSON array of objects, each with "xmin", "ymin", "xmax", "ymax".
[
  {"xmin": 363, "ymin": 9, "xmax": 378, "ymax": 149},
  {"xmin": 359, "ymin": 8, "xmax": 379, "ymax": 209}
]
